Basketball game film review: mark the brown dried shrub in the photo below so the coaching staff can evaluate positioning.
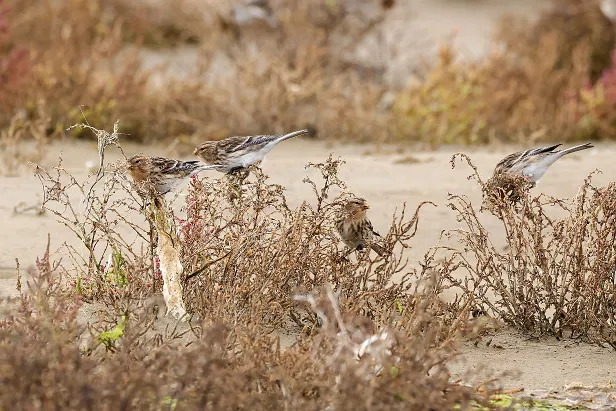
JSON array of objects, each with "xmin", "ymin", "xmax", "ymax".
[
  {"xmin": 6, "ymin": 122, "xmax": 496, "ymax": 410},
  {"xmin": 392, "ymin": 0, "xmax": 616, "ymax": 145},
  {"xmin": 178, "ymin": 157, "xmax": 440, "ymax": 330},
  {"xmin": 443, "ymin": 153, "xmax": 616, "ymax": 348},
  {"xmin": 1, "ymin": 260, "xmax": 490, "ymax": 410},
  {"xmin": 2, "ymin": 0, "xmax": 395, "ymax": 147}
]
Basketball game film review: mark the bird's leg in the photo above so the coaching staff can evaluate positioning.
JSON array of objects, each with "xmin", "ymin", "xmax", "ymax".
[
  {"xmin": 228, "ymin": 166, "xmax": 250, "ymax": 181},
  {"xmin": 355, "ymin": 244, "xmax": 373, "ymax": 261}
]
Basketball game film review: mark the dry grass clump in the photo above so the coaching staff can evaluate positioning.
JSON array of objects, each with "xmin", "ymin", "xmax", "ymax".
[
  {"xmin": 490, "ymin": 0, "xmax": 616, "ymax": 141},
  {"xmin": 178, "ymin": 157, "xmax": 437, "ymax": 330},
  {"xmin": 2, "ymin": 0, "xmax": 152, "ymax": 140},
  {"xmin": 33, "ymin": 121, "xmax": 437, "ymax": 330},
  {"xmin": 3, "ymin": 122, "xmax": 496, "ymax": 410},
  {"xmin": 393, "ymin": 0, "xmax": 616, "ymax": 145},
  {"xmin": 0, "ymin": 258, "xmax": 489, "ymax": 410},
  {"xmin": 1, "ymin": 0, "xmax": 395, "ymax": 147},
  {"xmin": 443, "ymin": 154, "xmax": 616, "ymax": 348},
  {"xmin": 392, "ymin": 41, "xmax": 589, "ymax": 146},
  {"xmin": 392, "ymin": 45, "xmax": 494, "ymax": 146},
  {"xmin": 8, "ymin": 0, "xmax": 616, "ymax": 150}
]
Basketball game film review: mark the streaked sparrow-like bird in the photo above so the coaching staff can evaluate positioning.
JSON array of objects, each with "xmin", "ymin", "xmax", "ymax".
[
  {"xmin": 193, "ymin": 129, "xmax": 309, "ymax": 174},
  {"xmin": 126, "ymin": 155, "xmax": 223, "ymax": 196},
  {"xmin": 336, "ymin": 197, "xmax": 388, "ymax": 257},
  {"xmin": 492, "ymin": 143, "xmax": 593, "ymax": 187}
]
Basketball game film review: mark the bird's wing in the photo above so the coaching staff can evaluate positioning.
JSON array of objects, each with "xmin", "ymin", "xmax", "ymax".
[
  {"xmin": 227, "ymin": 134, "xmax": 279, "ymax": 153},
  {"xmin": 149, "ymin": 157, "xmax": 179, "ymax": 173},
  {"xmin": 495, "ymin": 152, "xmax": 518, "ymax": 170},
  {"xmin": 366, "ymin": 219, "xmax": 381, "ymax": 237},
  {"xmin": 496, "ymin": 144, "xmax": 562, "ymax": 172},
  {"xmin": 151, "ymin": 157, "xmax": 199, "ymax": 175},
  {"xmin": 518, "ymin": 144, "xmax": 562, "ymax": 160}
]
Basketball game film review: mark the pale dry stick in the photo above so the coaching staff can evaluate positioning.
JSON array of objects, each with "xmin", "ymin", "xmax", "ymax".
[{"xmin": 151, "ymin": 198, "xmax": 188, "ymax": 319}]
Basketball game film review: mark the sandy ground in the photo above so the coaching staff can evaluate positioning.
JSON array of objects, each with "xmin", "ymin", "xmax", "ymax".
[{"xmin": 2, "ymin": 139, "xmax": 616, "ymax": 395}]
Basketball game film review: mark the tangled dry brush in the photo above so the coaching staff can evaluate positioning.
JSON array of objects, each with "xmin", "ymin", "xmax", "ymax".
[
  {"xmin": 4, "ymin": 116, "xmax": 616, "ymax": 410},
  {"xmin": 445, "ymin": 154, "xmax": 616, "ymax": 347},
  {"xmin": 5, "ymin": 0, "xmax": 616, "ymax": 409},
  {"xmin": 1, "ymin": 123, "xmax": 498, "ymax": 410}
]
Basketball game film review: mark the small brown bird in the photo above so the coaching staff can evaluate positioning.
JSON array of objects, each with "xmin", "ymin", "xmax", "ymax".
[
  {"xmin": 492, "ymin": 143, "xmax": 593, "ymax": 187},
  {"xmin": 126, "ymin": 155, "xmax": 223, "ymax": 196},
  {"xmin": 194, "ymin": 129, "xmax": 309, "ymax": 174},
  {"xmin": 336, "ymin": 197, "xmax": 388, "ymax": 257}
]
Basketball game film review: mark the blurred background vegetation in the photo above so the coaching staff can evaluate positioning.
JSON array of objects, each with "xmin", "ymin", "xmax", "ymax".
[{"xmin": 2, "ymin": 0, "xmax": 616, "ymax": 147}]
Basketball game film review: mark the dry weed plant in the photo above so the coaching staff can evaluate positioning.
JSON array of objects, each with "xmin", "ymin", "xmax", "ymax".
[
  {"xmin": 0, "ymin": 109, "xmax": 48, "ymax": 176},
  {"xmin": 178, "ymin": 155, "xmax": 441, "ymax": 331},
  {"xmin": 0, "ymin": 121, "xmax": 495, "ymax": 409},
  {"xmin": 392, "ymin": 0, "xmax": 616, "ymax": 145},
  {"xmin": 0, "ymin": 255, "xmax": 491, "ymax": 410},
  {"xmin": 442, "ymin": 153, "xmax": 616, "ymax": 348},
  {"xmin": 2, "ymin": 0, "xmax": 396, "ymax": 148},
  {"xmin": 32, "ymin": 122, "xmax": 158, "ymax": 342}
]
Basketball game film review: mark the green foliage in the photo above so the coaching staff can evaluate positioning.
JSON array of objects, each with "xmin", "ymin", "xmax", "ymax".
[
  {"xmin": 106, "ymin": 246, "xmax": 128, "ymax": 287},
  {"xmin": 97, "ymin": 315, "xmax": 126, "ymax": 351}
]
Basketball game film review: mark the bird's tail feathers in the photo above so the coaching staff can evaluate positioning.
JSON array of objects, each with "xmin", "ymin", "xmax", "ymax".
[
  {"xmin": 277, "ymin": 129, "xmax": 310, "ymax": 143},
  {"xmin": 191, "ymin": 164, "xmax": 225, "ymax": 175},
  {"xmin": 199, "ymin": 164, "xmax": 226, "ymax": 172},
  {"xmin": 559, "ymin": 143, "xmax": 593, "ymax": 157}
]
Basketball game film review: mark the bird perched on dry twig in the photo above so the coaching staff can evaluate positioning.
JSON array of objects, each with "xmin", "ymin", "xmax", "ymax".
[
  {"xmin": 336, "ymin": 197, "xmax": 388, "ymax": 257},
  {"xmin": 126, "ymin": 155, "xmax": 223, "ymax": 196},
  {"xmin": 492, "ymin": 143, "xmax": 593, "ymax": 187},
  {"xmin": 194, "ymin": 129, "xmax": 309, "ymax": 175}
]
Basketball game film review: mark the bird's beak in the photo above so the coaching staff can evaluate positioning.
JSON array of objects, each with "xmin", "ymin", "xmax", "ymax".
[{"xmin": 362, "ymin": 202, "xmax": 370, "ymax": 210}]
